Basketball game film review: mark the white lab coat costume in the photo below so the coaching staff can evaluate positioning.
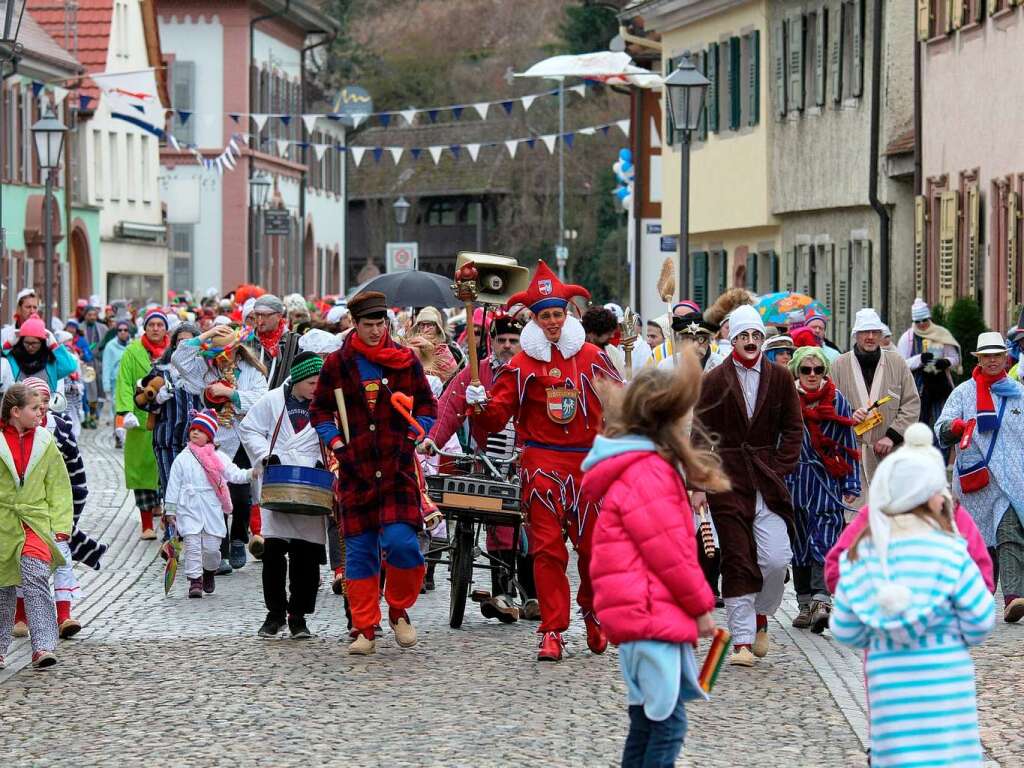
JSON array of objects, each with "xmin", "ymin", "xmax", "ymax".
[
  {"xmin": 238, "ymin": 386, "xmax": 327, "ymax": 546},
  {"xmin": 164, "ymin": 447, "xmax": 251, "ymax": 537}
]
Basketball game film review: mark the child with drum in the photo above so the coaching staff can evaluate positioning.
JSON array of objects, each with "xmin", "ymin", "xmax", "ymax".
[{"xmin": 164, "ymin": 410, "xmax": 256, "ymax": 599}]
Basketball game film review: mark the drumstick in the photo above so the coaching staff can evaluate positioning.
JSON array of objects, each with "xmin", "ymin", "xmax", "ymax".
[{"xmin": 333, "ymin": 387, "xmax": 350, "ymax": 444}]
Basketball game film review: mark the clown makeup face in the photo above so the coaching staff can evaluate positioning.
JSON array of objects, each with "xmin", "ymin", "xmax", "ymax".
[
  {"xmin": 144, "ymin": 318, "xmax": 167, "ymax": 344},
  {"xmin": 188, "ymin": 428, "xmax": 211, "ymax": 447},
  {"xmin": 646, "ymin": 323, "xmax": 665, "ymax": 349},
  {"xmin": 536, "ymin": 307, "xmax": 566, "ymax": 342},
  {"xmin": 797, "ymin": 354, "xmax": 827, "ymax": 391},
  {"xmin": 977, "ymin": 351, "xmax": 1006, "ymax": 377},
  {"xmin": 678, "ymin": 329, "xmax": 712, "ymax": 356},
  {"xmin": 733, "ymin": 330, "xmax": 764, "ymax": 362},
  {"xmin": 493, "ymin": 333, "xmax": 521, "ymax": 363},
  {"xmin": 855, "ymin": 329, "xmax": 882, "ymax": 353}
]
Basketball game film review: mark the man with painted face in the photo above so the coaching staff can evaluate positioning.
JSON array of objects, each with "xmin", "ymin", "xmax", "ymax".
[
  {"xmin": 657, "ymin": 309, "xmax": 724, "ymax": 373},
  {"xmin": 468, "ymin": 261, "xmax": 622, "ymax": 662},
  {"xmin": 693, "ymin": 305, "xmax": 803, "ymax": 667}
]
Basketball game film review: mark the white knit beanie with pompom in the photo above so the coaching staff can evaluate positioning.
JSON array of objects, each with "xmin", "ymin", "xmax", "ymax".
[{"xmin": 867, "ymin": 422, "xmax": 949, "ymax": 615}]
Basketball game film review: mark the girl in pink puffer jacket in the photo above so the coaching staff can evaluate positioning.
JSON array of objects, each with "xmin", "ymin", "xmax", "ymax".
[{"xmin": 581, "ymin": 352, "xmax": 730, "ymax": 768}]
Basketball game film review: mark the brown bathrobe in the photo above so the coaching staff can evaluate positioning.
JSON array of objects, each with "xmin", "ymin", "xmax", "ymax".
[{"xmin": 695, "ymin": 357, "xmax": 804, "ymax": 598}]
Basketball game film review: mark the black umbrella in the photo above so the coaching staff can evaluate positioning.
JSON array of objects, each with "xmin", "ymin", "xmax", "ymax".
[{"xmin": 347, "ymin": 270, "xmax": 461, "ymax": 309}]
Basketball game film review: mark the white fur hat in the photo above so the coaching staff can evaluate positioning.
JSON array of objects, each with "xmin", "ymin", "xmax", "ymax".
[{"xmin": 727, "ymin": 304, "xmax": 765, "ymax": 341}]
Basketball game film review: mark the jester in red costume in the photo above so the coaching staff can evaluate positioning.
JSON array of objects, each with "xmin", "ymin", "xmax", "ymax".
[{"xmin": 468, "ymin": 261, "xmax": 621, "ymax": 661}]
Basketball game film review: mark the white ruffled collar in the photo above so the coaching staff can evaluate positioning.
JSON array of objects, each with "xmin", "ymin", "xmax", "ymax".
[{"xmin": 519, "ymin": 315, "xmax": 586, "ymax": 362}]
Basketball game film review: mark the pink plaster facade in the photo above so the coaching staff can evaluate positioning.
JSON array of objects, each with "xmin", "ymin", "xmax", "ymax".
[{"xmin": 920, "ymin": 8, "xmax": 1024, "ymax": 329}]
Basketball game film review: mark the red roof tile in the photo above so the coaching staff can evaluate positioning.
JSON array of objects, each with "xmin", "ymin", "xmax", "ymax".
[{"xmin": 27, "ymin": 0, "xmax": 113, "ymax": 101}]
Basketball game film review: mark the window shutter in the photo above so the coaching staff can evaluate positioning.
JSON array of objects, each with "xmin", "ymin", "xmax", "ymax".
[
  {"xmin": 858, "ymin": 240, "xmax": 873, "ymax": 309},
  {"xmin": 938, "ymin": 190, "xmax": 959, "ymax": 307},
  {"xmin": 172, "ymin": 61, "xmax": 195, "ymax": 144},
  {"xmin": 951, "ymin": 0, "xmax": 965, "ymax": 29},
  {"xmin": 837, "ymin": 243, "xmax": 851, "ymax": 341},
  {"xmin": 747, "ymin": 31, "xmax": 760, "ymax": 127},
  {"xmin": 693, "ymin": 251, "xmax": 709, "ymax": 308},
  {"xmin": 820, "ymin": 244, "xmax": 835, "ymax": 316},
  {"xmin": 769, "ymin": 251, "xmax": 780, "ymax": 291},
  {"xmin": 665, "ymin": 56, "xmax": 678, "ymax": 148},
  {"xmin": 917, "ymin": 0, "xmax": 931, "ymax": 41},
  {"xmin": 787, "ymin": 15, "xmax": 804, "ymax": 113},
  {"xmin": 746, "ymin": 251, "xmax": 758, "ymax": 290},
  {"xmin": 914, "ymin": 195, "xmax": 928, "ymax": 298},
  {"xmin": 852, "ymin": 0, "xmax": 864, "ymax": 98},
  {"xmin": 1008, "ymin": 191, "xmax": 1020, "ymax": 324},
  {"xmin": 698, "ymin": 51, "xmax": 709, "ymax": 141},
  {"xmin": 814, "ymin": 10, "xmax": 827, "ymax": 106},
  {"xmin": 716, "ymin": 249, "xmax": 729, "ymax": 294},
  {"xmin": 988, "ymin": 0, "xmax": 999, "ymax": 15},
  {"xmin": 783, "ymin": 248, "xmax": 796, "ymax": 290},
  {"xmin": 724, "ymin": 37, "xmax": 741, "ymax": 129},
  {"xmin": 796, "ymin": 244, "xmax": 811, "ymax": 294},
  {"xmin": 831, "ymin": 3, "xmax": 844, "ymax": 104},
  {"xmin": 772, "ymin": 22, "xmax": 787, "ymax": 118},
  {"xmin": 966, "ymin": 183, "xmax": 980, "ymax": 297},
  {"xmin": 707, "ymin": 43, "xmax": 720, "ymax": 133}
]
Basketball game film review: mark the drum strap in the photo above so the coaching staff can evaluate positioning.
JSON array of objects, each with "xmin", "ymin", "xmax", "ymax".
[{"xmin": 267, "ymin": 405, "xmax": 329, "ymax": 466}]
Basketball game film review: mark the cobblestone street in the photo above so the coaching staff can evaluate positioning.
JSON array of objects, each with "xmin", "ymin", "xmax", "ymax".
[{"xmin": 1, "ymin": 430, "xmax": 1020, "ymax": 767}]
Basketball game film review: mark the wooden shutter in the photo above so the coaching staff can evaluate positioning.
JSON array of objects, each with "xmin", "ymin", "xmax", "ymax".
[
  {"xmin": 938, "ymin": 190, "xmax": 959, "ymax": 307},
  {"xmin": 707, "ymin": 43, "xmax": 720, "ymax": 133},
  {"xmin": 988, "ymin": 0, "xmax": 999, "ymax": 14},
  {"xmin": 692, "ymin": 251, "xmax": 709, "ymax": 308},
  {"xmin": 746, "ymin": 251, "xmax": 758, "ymax": 290},
  {"xmin": 1009, "ymin": 191, "xmax": 1020, "ymax": 323},
  {"xmin": 814, "ymin": 10, "xmax": 827, "ymax": 106},
  {"xmin": 665, "ymin": 56, "xmax": 678, "ymax": 148},
  {"xmin": 772, "ymin": 22, "xmax": 787, "ymax": 118},
  {"xmin": 769, "ymin": 251, "xmax": 780, "ymax": 291},
  {"xmin": 796, "ymin": 244, "xmax": 812, "ymax": 294},
  {"xmin": 831, "ymin": 3, "xmax": 844, "ymax": 103},
  {"xmin": 917, "ymin": 0, "xmax": 931, "ymax": 40},
  {"xmin": 858, "ymin": 240, "xmax": 873, "ymax": 309},
  {"xmin": 716, "ymin": 249, "xmax": 729, "ymax": 295},
  {"xmin": 728, "ymin": 38, "xmax": 741, "ymax": 130},
  {"xmin": 698, "ymin": 51, "xmax": 709, "ymax": 141},
  {"xmin": 966, "ymin": 183, "xmax": 980, "ymax": 296},
  {"xmin": 819, "ymin": 244, "xmax": 836, "ymax": 315},
  {"xmin": 951, "ymin": 0, "xmax": 966, "ymax": 28},
  {"xmin": 837, "ymin": 243, "xmax": 851, "ymax": 341},
  {"xmin": 914, "ymin": 195, "xmax": 928, "ymax": 298},
  {"xmin": 782, "ymin": 248, "xmax": 796, "ymax": 290},
  {"xmin": 851, "ymin": 0, "xmax": 864, "ymax": 98},
  {"xmin": 787, "ymin": 15, "xmax": 804, "ymax": 113},
  {"xmin": 747, "ymin": 31, "xmax": 760, "ymax": 127}
]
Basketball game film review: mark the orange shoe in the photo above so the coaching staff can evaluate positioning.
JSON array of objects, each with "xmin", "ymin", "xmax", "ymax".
[
  {"xmin": 537, "ymin": 631, "xmax": 564, "ymax": 662},
  {"xmin": 584, "ymin": 614, "xmax": 608, "ymax": 655}
]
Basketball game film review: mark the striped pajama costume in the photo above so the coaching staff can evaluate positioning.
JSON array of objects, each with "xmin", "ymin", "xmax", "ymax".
[{"xmin": 832, "ymin": 532, "xmax": 995, "ymax": 767}]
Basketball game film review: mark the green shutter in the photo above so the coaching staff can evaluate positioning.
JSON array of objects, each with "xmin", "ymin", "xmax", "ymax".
[
  {"xmin": 852, "ymin": 0, "xmax": 864, "ymax": 98},
  {"xmin": 747, "ymin": 30, "xmax": 760, "ymax": 127},
  {"xmin": 769, "ymin": 251, "xmax": 780, "ymax": 291},
  {"xmin": 716, "ymin": 249, "xmax": 729, "ymax": 294},
  {"xmin": 665, "ymin": 56, "xmax": 678, "ymax": 148},
  {"xmin": 729, "ymin": 37, "xmax": 742, "ymax": 130},
  {"xmin": 831, "ymin": 2, "xmax": 844, "ymax": 104},
  {"xmin": 814, "ymin": 10, "xmax": 827, "ymax": 106},
  {"xmin": 772, "ymin": 21, "xmax": 786, "ymax": 118},
  {"xmin": 693, "ymin": 251, "xmax": 709, "ymax": 308},
  {"xmin": 746, "ymin": 251, "xmax": 758, "ymax": 290},
  {"xmin": 707, "ymin": 43, "xmax": 719, "ymax": 133},
  {"xmin": 698, "ymin": 51, "xmax": 709, "ymax": 141}
]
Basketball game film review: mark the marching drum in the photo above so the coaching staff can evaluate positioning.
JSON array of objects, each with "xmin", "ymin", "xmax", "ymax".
[{"xmin": 260, "ymin": 464, "xmax": 334, "ymax": 516}]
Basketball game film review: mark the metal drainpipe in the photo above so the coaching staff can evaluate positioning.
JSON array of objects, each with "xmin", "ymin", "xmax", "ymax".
[
  {"xmin": 299, "ymin": 31, "xmax": 335, "ymax": 296},
  {"xmin": 631, "ymin": 86, "xmax": 644, "ymax": 315},
  {"xmin": 868, "ymin": 0, "xmax": 890, "ymax": 322},
  {"xmin": 249, "ymin": 0, "xmax": 291, "ymax": 284}
]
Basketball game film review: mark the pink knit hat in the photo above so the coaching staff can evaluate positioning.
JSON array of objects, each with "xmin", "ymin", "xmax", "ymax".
[{"xmin": 17, "ymin": 316, "xmax": 47, "ymax": 340}]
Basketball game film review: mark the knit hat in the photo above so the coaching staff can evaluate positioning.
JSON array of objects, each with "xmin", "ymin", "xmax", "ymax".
[
  {"xmin": 851, "ymin": 308, "xmax": 885, "ymax": 335},
  {"xmin": 289, "ymin": 351, "xmax": 324, "ymax": 383},
  {"xmin": 189, "ymin": 409, "xmax": 219, "ymax": 442},
  {"xmin": 17, "ymin": 316, "xmax": 48, "ymax": 340},
  {"xmin": 298, "ymin": 328, "xmax": 343, "ymax": 355},
  {"xmin": 788, "ymin": 345, "xmax": 831, "ymax": 377},
  {"xmin": 253, "ymin": 294, "xmax": 286, "ymax": 315},
  {"xmin": 672, "ymin": 300, "xmax": 701, "ymax": 316},
  {"xmin": 22, "ymin": 376, "xmax": 51, "ymax": 397},
  {"xmin": 143, "ymin": 309, "xmax": 168, "ymax": 328},
  {"xmin": 348, "ymin": 290, "xmax": 388, "ymax": 320},
  {"xmin": 414, "ymin": 306, "xmax": 448, "ymax": 340},
  {"xmin": 790, "ymin": 327, "xmax": 820, "ymax": 349},
  {"xmin": 867, "ymin": 423, "xmax": 949, "ymax": 615},
  {"xmin": 727, "ymin": 304, "xmax": 766, "ymax": 341},
  {"xmin": 911, "ymin": 298, "xmax": 931, "ymax": 322},
  {"xmin": 785, "ymin": 309, "xmax": 806, "ymax": 329}
]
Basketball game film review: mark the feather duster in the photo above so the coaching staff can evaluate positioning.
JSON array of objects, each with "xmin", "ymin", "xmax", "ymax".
[
  {"xmin": 657, "ymin": 258, "xmax": 676, "ymax": 303},
  {"xmin": 704, "ymin": 288, "xmax": 754, "ymax": 326}
]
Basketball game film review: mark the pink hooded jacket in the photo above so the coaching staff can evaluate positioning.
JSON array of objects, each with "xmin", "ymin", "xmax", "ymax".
[
  {"xmin": 581, "ymin": 435, "xmax": 715, "ymax": 646},
  {"xmin": 824, "ymin": 503, "xmax": 995, "ymax": 594}
]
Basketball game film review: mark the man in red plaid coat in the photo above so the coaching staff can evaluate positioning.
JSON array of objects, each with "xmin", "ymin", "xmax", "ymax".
[{"xmin": 311, "ymin": 291, "xmax": 436, "ymax": 655}]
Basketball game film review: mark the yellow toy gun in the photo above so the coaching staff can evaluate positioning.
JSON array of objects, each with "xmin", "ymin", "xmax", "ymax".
[{"xmin": 853, "ymin": 394, "xmax": 894, "ymax": 436}]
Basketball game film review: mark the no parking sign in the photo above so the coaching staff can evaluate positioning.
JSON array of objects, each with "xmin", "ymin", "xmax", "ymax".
[{"xmin": 386, "ymin": 242, "xmax": 418, "ymax": 272}]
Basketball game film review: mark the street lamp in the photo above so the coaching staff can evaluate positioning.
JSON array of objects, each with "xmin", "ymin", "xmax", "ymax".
[
  {"xmin": 393, "ymin": 195, "xmax": 410, "ymax": 241},
  {"xmin": 32, "ymin": 108, "xmax": 67, "ymax": 325},
  {"xmin": 248, "ymin": 172, "xmax": 272, "ymax": 282},
  {"xmin": 249, "ymin": 172, "xmax": 271, "ymax": 208},
  {"xmin": 663, "ymin": 55, "xmax": 709, "ymax": 301},
  {"xmin": 0, "ymin": 1, "xmax": 27, "ymax": 65}
]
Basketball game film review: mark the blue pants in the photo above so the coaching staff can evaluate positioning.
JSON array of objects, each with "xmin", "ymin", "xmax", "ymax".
[
  {"xmin": 345, "ymin": 523, "xmax": 424, "ymax": 580},
  {"xmin": 621, "ymin": 698, "xmax": 688, "ymax": 768}
]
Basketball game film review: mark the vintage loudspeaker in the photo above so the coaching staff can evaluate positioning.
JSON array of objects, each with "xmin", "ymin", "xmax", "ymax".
[{"xmin": 454, "ymin": 252, "xmax": 530, "ymax": 305}]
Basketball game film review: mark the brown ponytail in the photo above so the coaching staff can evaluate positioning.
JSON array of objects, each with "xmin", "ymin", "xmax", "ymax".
[{"xmin": 1, "ymin": 383, "xmax": 39, "ymax": 423}]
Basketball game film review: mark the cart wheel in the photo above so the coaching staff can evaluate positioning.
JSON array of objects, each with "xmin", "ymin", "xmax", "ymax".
[{"xmin": 448, "ymin": 520, "xmax": 475, "ymax": 628}]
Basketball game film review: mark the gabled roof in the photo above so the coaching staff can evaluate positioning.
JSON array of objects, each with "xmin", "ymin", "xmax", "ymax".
[{"xmin": 18, "ymin": 12, "xmax": 84, "ymax": 73}]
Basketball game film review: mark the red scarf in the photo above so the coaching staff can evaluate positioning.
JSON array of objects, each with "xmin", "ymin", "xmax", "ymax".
[
  {"xmin": 798, "ymin": 379, "xmax": 861, "ymax": 479},
  {"xmin": 140, "ymin": 333, "xmax": 169, "ymax": 361},
  {"xmin": 972, "ymin": 366, "xmax": 1006, "ymax": 432},
  {"xmin": 731, "ymin": 348, "xmax": 760, "ymax": 369},
  {"xmin": 349, "ymin": 332, "xmax": 415, "ymax": 369},
  {"xmin": 256, "ymin": 317, "xmax": 288, "ymax": 358}
]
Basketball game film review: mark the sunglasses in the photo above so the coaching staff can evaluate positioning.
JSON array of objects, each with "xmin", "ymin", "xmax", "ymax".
[{"xmin": 799, "ymin": 366, "xmax": 826, "ymax": 375}]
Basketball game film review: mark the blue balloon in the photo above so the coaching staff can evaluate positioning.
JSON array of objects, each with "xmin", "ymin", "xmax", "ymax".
[{"xmin": 618, "ymin": 148, "xmax": 632, "ymax": 163}]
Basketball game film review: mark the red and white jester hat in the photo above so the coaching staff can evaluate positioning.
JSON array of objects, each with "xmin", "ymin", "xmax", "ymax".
[{"xmin": 505, "ymin": 260, "xmax": 590, "ymax": 314}]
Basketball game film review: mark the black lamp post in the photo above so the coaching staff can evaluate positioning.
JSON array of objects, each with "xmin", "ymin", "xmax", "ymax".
[
  {"xmin": 248, "ymin": 172, "xmax": 271, "ymax": 280},
  {"xmin": 663, "ymin": 56, "xmax": 709, "ymax": 300},
  {"xmin": 393, "ymin": 195, "xmax": 410, "ymax": 242},
  {"xmin": 0, "ymin": 1, "xmax": 27, "ymax": 68},
  {"xmin": 32, "ymin": 108, "xmax": 67, "ymax": 324}
]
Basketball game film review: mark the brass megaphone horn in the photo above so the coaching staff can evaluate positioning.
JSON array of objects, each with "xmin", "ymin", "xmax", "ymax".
[{"xmin": 454, "ymin": 252, "xmax": 530, "ymax": 305}]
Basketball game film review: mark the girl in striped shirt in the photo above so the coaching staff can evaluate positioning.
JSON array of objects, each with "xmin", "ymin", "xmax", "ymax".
[{"xmin": 832, "ymin": 423, "xmax": 995, "ymax": 767}]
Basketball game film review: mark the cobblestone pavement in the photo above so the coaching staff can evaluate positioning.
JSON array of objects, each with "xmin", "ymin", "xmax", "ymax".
[{"xmin": 1, "ymin": 429, "xmax": 1019, "ymax": 766}]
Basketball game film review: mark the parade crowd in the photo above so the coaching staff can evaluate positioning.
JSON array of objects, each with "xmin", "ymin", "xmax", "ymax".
[{"xmin": 1, "ymin": 268, "xmax": 1019, "ymax": 768}]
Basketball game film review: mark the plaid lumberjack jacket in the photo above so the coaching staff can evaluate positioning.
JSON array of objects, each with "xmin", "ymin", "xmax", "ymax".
[{"xmin": 310, "ymin": 334, "xmax": 436, "ymax": 537}]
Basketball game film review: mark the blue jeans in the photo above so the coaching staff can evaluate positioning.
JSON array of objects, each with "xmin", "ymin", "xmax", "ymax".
[{"xmin": 621, "ymin": 697, "xmax": 688, "ymax": 768}]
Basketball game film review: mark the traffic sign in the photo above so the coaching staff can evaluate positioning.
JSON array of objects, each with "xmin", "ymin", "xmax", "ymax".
[{"xmin": 386, "ymin": 242, "xmax": 418, "ymax": 272}]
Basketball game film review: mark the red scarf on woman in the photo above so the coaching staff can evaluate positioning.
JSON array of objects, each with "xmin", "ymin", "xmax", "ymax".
[
  {"xmin": 349, "ymin": 332, "xmax": 416, "ymax": 369},
  {"xmin": 140, "ymin": 333, "xmax": 169, "ymax": 361},
  {"xmin": 256, "ymin": 317, "xmax": 288, "ymax": 358},
  {"xmin": 972, "ymin": 366, "xmax": 1006, "ymax": 433},
  {"xmin": 798, "ymin": 378, "xmax": 861, "ymax": 478}
]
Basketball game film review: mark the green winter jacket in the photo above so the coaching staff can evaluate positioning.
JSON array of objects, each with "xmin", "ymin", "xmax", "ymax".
[
  {"xmin": 114, "ymin": 340, "xmax": 160, "ymax": 489},
  {"xmin": 0, "ymin": 427, "xmax": 73, "ymax": 587}
]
